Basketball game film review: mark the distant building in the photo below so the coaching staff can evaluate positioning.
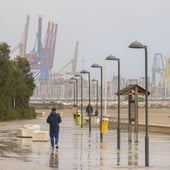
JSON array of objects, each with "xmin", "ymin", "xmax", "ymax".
[{"xmin": 126, "ymin": 79, "xmax": 138, "ymax": 86}]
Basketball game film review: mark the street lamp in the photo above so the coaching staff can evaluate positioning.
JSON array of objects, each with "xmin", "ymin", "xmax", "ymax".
[
  {"xmin": 75, "ymin": 74, "xmax": 83, "ymax": 128},
  {"xmin": 105, "ymin": 55, "xmax": 121, "ymax": 150},
  {"xmin": 80, "ymin": 69, "xmax": 91, "ymax": 133},
  {"xmin": 70, "ymin": 77, "xmax": 78, "ymax": 115},
  {"xmin": 91, "ymin": 63, "xmax": 103, "ymax": 142},
  {"xmin": 129, "ymin": 40, "xmax": 149, "ymax": 167},
  {"xmin": 92, "ymin": 79, "xmax": 98, "ymax": 116},
  {"xmin": 69, "ymin": 81, "xmax": 76, "ymax": 106}
]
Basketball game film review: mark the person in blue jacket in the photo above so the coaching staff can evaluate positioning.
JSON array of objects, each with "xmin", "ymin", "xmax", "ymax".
[
  {"xmin": 47, "ymin": 107, "xmax": 62, "ymax": 149},
  {"xmin": 86, "ymin": 103, "xmax": 93, "ymax": 117}
]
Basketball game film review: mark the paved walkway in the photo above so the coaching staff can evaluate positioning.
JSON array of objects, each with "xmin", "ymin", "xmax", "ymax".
[{"xmin": 0, "ymin": 112, "xmax": 170, "ymax": 170}]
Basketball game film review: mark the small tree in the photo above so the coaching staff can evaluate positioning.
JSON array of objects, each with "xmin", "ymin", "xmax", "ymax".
[
  {"xmin": 13, "ymin": 56, "xmax": 35, "ymax": 108},
  {"xmin": 0, "ymin": 42, "xmax": 36, "ymax": 120}
]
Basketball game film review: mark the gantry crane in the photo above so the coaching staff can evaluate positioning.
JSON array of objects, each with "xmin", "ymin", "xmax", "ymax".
[
  {"xmin": 53, "ymin": 41, "xmax": 79, "ymax": 78},
  {"xmin": 25, "ymin": 16, "xmax": 58, "ymax": 80},
  {"xmin": 151, "ymin": 53, "xmax": 165, "ymax": 85},
  {"xmin": 151, "ymin": 53, "xmax": 165, "ymax": 98},
  {"xmin": 10, "ymin": 15, "xmax": 30, "ymax": 57},
  {"xmin": 165, "ymin": 55, "xmax": 170, "ymax": 97}
]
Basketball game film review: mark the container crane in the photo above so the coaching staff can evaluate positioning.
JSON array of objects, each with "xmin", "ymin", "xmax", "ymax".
[
  {"xmin": 53, "ymin": 41, "xmax": 79, "ymax": 78},
  {"xmin": 72, "ymin": 41, "xmax": 79, "ymax": 74},
  {"xmin": 151, "ymin": 53, "xmax": 164, "ymax": 85},
  {"xmin": 10, "ymin": 15, "xmax": 29, "ymax": 57},
  {"xmin": 25, "ymin": 16, "xmax": 58, "ymax": 80},
  {"xmin": 165, "ymin": 55, "xmax": 170, "ymax": 97},
  {"xmin": 151, "ymin": 53, "xmax": 165, "ymax": 98}
]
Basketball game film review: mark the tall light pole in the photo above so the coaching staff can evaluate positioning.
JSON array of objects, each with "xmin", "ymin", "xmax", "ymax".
[
  {"xmin": 71, "ymin": 77, "xmax": 78, "ymax": 115},
  {"xmin": 69, "ymin": 81, "xmax": 76, "ymax": 106},
  {"xmin": 129, "ymin": 40, "xmax": 149, "ymax": 167},
  {"xmin": 80, "ymin": 69, "xmax": 91, "ymax": 133},
  {"xmin": 105, "ymin": 55, "xmax": 121, "ymax": 149},
  {"xmin": 91, "ymin": 63, "xmax": 103, "ymax": 142},
  {"xmin": 75, "ymin": 74, "xmax": 83, "ymax": 128},
  {"xmin": 92, "ymin": 79, "xmax": 98, "ymax": 116}
]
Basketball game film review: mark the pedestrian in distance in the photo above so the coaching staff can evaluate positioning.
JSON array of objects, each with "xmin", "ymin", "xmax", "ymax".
[
  {"xmin": 72, "ymin": 104, "xmax": 77, "ymax": 120},
  {"xmin": 86, "ymin": 103, "xmax": 93, "ymax": 117},
  {"xmin": 47, "ymin": 107, "xmax": 62, "ymax": 150}
]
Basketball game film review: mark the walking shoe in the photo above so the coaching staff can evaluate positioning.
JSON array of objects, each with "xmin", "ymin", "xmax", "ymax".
[{"xmin": 56, "ymin": 145, "xmax": 58, "ymax": 149}]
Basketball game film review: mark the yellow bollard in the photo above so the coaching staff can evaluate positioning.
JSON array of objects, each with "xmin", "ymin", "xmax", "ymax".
[
  {"xmin": 76, "ymin": 113, "xmax": 82, "ymax": 125},
  {"xmin": 102, "ymin": 118, "xmax": 109, "ymax": 134}
]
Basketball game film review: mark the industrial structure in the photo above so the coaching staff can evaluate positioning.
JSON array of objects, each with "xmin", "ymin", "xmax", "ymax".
[
  {"xmin": 151, "ymin": 53, "xmax": 165, "ymax": 98},
  {"xmin": 10, "ymin": 15, "xmax": 30, "ymax": 58},
  {"xmin": 11, "ymin": 16, "xmax": 170, "ymax": 100},
  {"xmin": 52, "ymin": 41, "xmax": 79, "ymax": 78},
  {"xmin": 11, "ymin": 15, "xmax": 58, "ymax": 83},
  {"xmin": 165, "ymin": 54, "xmax": 170, "ymax": 97},
  {"xmin": 151, "ymin": 53, "xmax": 164, "ymax": 85},
  {"xmin": 25, "ymin": 16, "xmax": 58, "ymax": 81}
]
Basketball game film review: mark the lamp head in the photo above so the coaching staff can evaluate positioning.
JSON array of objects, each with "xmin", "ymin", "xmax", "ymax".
[
  {"xmin": 74, "ymin": 73, "xmax": 82, "ymax": 78},
  {"xmin": 91, "ymin": 63, "xmax": 102, "ymax": 68},
  {"xmin": 69, "ymin": 80, "xmax": 75, "ymax": 84},
  {"xmin": 92, "ymin": 78, "xmax": 97, "ymax": 82},
  {"xmin": 105, "ymin": 55, "xmax": 118, "ymax": 61},
  {"xmin": 80, "ymin": 69, "xmax": 89, "ymax": 74},
  {"xmin": 129, "ymin": 41, "xmax": 144, "ymax": 49},
  {"xmin": 92, "ymin": 79, "xmax": 98, "ymax": 83},
  {"xmin": 70, "ymin": 77, "xmax": 77, "ymax": 81}
]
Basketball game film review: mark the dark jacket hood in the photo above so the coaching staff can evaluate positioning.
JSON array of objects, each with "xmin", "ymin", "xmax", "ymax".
[{"xmin": 51, "ymin": 111, "xmax": 57, "ymax": 117}]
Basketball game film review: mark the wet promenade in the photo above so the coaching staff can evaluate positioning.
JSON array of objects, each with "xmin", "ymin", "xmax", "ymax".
[{"xmin": 0, "ymin": 110, "xmax": 170, "ymax": 170}]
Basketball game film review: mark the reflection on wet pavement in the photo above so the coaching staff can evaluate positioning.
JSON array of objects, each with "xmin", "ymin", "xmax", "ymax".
[
  {"xmin": 49, "ymin": 151, "xmax": 58, "ymax": 168},
  {"xmin": 128, "ymin": 142, "xmax": 138, "ymax": 166},
  {"xmin": 0, "ymin": 115, "xmax": 170, "ymax": 169}
]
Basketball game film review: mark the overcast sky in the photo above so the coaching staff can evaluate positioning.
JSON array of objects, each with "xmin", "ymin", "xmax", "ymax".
[{"xmin": 1, "ymin": 0, "xmax": 170, "ymax": 81}]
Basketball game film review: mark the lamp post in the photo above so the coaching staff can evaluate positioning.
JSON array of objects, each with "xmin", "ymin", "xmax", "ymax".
[
  {"xmin": 92, "ymin": 79, "xmax": 98, "ymax": 116},
  {"xmin": 71, "ymin": 77, "xmax": 78, "ymax": 115},
  {"xmin": 129, "ymin": 40, "xmax": 149, "ymax": 167},
  {"xmin": 69, "ymin": 81, "xmax": 76, "ymax": 106},
  {"xmin": 80, "ymin": 69, "xmax": 91, "ymax": 133},
  {"xmin": 75, "ymin": 74, "xmax": 83, "ymax": 128},
  {"xmin": 105, "ymin": 55, "xmax": 121, "ymax": 149},
  {"xmin": 91, "ymin": 63, "xmax": 103, "ymax": 142}
]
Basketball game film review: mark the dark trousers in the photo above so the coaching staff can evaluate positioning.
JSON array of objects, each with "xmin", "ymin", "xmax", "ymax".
[{"xmin": 50, "ymin": 128, "xmax": 59, "ymax": 147}]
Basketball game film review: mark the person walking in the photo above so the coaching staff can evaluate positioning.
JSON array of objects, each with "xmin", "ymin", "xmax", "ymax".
[
  {"xmin": 86, "ymin": 103, "xmax": 93, "ymax": 117},
  {"xmin": 47, "ymin": 107, "xmax": 62, "ymax": 149},
  {"xmin": 72, "ymin": 104, "xmax": 77, "ymax": 120}
]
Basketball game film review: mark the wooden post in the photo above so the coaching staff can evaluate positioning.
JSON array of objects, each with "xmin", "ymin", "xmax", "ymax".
[
  {"xmin": 128, "ymin": 95, "xmax": 132, "ymax": 142},
  {"xmin": 134, "ymin": 86, "xmax": 139, "ymax": 142}
]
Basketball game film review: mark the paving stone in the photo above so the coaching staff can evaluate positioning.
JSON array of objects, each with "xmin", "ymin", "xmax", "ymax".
[{"xmin": 32, "ymin": 131, "xmax": 49, "ymax": 142}]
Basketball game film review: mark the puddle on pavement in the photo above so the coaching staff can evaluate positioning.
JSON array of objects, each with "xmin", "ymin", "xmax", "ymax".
[
  {"xmin": 0, "ymin": 130, "xmax": 32, "ymax": 162},
  {"xmin": 0, "ymin": 119, "xmax": 170, "ymax": 169}
]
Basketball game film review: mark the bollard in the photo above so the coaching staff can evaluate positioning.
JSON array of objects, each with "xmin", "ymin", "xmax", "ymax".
[
  {"xmin": 76, "ymin": 113, "xmax": 82, "ymax": 125},
  {"xmin": 102, "ymin": 118, "xmax": 109, "ymax": 134}
]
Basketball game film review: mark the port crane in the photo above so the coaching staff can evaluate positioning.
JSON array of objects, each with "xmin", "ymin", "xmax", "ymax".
[
  {"xmin": 53, "ymin": 41, "xmax": 79, "ymax": 77},
  {"xmin": 10, "ymin": 15, "xmax": 30, "ymax": 58}
]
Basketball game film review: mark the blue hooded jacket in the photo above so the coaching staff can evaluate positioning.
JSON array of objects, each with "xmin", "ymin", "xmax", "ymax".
[{"xmin": 47, "ymin": 111, "xmax": 62, "ymax": 132}]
